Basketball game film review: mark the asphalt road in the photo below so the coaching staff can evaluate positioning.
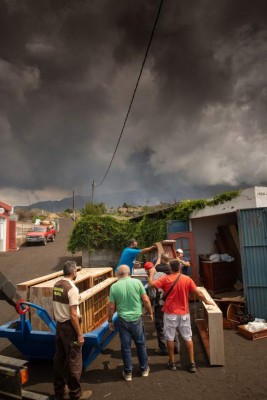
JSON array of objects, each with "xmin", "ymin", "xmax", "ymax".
[
  {"xmin": 0, "ymin": 217, "xmax": 81, "ymax": 346},
  {"xmin": 0, "ymin": 218, "xmax": 267, "ymax": 400}
]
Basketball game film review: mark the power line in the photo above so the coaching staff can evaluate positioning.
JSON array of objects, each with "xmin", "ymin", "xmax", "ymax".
[{"xmin": 94, "ymin": 0, "xmax": 164, "ymax": 190}]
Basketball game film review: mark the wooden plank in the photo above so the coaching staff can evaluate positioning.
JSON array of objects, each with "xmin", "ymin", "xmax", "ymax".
[
  {"xmin": 79, "ymin": 277, "xmax": 117, "ymax": 302},
  {"xmin": 196, "ymin": 287, "xmax": 225, "ymax": 365},
  {"xmin": 195, "ymin": 319, "xmax": 210, "ymax": 358},
  {"xmin": 228, "ymin": 224, "xmax": 240, "ymax": 252},
  {"xmin": 16, "ymin": 267, "xmax": 82, "ymax": 301}
]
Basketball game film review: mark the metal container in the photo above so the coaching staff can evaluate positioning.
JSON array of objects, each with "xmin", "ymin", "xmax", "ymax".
[{"xmin": 237, "ymin": 208, "xmax": 267, "ymax": 319}]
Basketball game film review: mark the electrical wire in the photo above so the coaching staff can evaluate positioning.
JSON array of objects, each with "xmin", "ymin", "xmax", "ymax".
[{"xmin": 94, "ymin": 0, "xmax": 164, "ymax": 188}]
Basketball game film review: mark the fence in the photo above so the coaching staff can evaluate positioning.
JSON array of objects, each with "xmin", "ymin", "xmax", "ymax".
[{"xmin": 16, "ymin": 221, "xmax": 33, "ymax": 246}]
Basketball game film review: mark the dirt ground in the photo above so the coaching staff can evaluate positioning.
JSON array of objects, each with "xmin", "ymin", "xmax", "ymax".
[{"xmin": 0, "ymin": 217, "xmax": 266, "ymax": 400}]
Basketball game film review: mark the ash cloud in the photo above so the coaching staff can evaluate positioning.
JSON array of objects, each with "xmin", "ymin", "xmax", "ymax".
[{"xmin": 0, "ymin": 0, "xmax": 267, "ymax": 206}]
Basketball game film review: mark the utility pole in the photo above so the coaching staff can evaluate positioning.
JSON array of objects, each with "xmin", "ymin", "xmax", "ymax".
[
  {"xmin": 91, "ymin": 180, "xmax": 95, "ymax": 204},
  {"xmin": 72, "ymin": 190, "xmax": 75, "ymax": 221}
]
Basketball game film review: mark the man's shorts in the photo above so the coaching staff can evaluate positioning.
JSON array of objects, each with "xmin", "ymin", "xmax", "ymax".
[{"xmin": 163, "ymin": 313, "xmax": 192, "ymax": 342}]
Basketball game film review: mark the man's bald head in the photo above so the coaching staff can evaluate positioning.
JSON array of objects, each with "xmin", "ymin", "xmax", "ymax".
[{"xmin": 117, "ymin": 265, "xmax": 131, "ymax": 278}]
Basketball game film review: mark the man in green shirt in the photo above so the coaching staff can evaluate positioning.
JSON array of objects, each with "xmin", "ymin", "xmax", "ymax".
[{"xmin": 108, "ymin": 265, "xmax": 153, "ymax": 381}]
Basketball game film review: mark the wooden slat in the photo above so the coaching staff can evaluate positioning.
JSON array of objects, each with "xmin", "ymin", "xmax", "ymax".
[
  {"xmin": 195, "ymin": 319, "xmax": 210, "ymax": 358},
  {"xmin": 228, "ymin": 224, "xmax": 240, "ymax": 252},
  {"xmin": 79, "ymin": 277, "xmax": 117, "ymax": 302},
  {"xmin": 16, "ymin": 267, "xmax": 82, "ymax": 301}
]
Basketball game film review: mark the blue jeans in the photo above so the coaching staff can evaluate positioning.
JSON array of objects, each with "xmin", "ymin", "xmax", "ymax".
[{"xmin": 118, "ymin": 316, "xmax": 148, "ymax": 374}]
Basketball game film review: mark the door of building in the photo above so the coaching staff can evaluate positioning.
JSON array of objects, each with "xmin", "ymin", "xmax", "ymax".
[
  {"xmin": 168, "ymin": 231, "xmax": 198, "ymax": 284},
  {"xmin": 0, "ymin": 218, "xmax": 6, "ymax": 252}
]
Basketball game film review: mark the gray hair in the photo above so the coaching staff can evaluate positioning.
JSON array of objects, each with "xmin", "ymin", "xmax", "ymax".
[
  {"xmin": 117, "ymin": 265, "xmax": 130, "ymax": 277},
  {"xmin": 63, "ymin": 261, "xmax": 77, "ymax": 276}
]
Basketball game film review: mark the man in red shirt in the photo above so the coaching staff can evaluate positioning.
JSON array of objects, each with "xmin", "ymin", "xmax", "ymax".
[{"xmin": 148, "ymin": 259, "xmax": 213, "ymax": 372}]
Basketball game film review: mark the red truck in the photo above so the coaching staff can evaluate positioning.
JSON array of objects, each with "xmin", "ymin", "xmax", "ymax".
[{"xmin": 26, "ymin": 222, "xmax": 56, "ymax": 246}]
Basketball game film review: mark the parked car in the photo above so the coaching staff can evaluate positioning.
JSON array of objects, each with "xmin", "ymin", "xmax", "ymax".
[{"xmin": 26, "ymin": 224, "xmax": 56, "ymax": 246}]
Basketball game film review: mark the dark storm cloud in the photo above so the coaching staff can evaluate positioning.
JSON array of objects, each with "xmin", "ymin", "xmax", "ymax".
[{"xmin": 0, "ymin": 0, "xmax": 267, "ymax": 206}]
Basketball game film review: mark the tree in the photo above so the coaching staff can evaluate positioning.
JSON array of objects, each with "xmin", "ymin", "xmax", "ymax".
[{"xmin": 80, "ymin": 202, "xmax": 106, "ymax": 217}]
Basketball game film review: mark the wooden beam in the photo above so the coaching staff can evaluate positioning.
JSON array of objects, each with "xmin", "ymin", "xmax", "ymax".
[{"xmin": 79, "ymin": 277, "xmax": 117, "ymax": 302}]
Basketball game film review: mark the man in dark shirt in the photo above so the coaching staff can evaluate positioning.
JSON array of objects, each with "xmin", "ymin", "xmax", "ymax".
[{"xmin": 147, "ymin": 254, "xmax": 180, "ymax": 356}]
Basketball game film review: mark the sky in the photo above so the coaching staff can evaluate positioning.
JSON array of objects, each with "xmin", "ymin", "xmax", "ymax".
[{"xmin": 1, "ymin": 0, "xmax": 267, "ymax": 207}]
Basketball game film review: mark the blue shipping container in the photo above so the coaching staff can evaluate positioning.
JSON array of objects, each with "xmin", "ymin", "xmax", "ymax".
[{"xmin": 237, "ymin": 208, "xmax": 267, "ymax": 319}]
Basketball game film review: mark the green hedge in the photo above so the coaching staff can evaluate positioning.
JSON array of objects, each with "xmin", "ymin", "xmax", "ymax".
[{"xmin": 68, "ymin": 190, "xmax": 240, "ymax": 254}]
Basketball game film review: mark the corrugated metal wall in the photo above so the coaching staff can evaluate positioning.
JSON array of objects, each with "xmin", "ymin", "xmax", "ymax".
[{"xmin": 237, "ymin": 208, "xmax": 267, "ymax": 319}]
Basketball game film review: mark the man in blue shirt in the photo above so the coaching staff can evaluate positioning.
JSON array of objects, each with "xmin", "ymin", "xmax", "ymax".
[{"xmin": 115, "ymin": 239, "xmax": 156, "ymax": 275}]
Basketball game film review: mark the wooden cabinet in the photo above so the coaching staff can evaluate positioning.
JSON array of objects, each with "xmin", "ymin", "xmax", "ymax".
[
  {"xmin": 202, "ymin": 261, "xmax": 237, "ymax": 294},
  {"xmin": 195, "ymin": 287, "xmax": 225, "ymax": 365}
]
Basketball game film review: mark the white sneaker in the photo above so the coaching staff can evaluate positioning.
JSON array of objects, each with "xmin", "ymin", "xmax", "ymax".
[
  {"xmin": 141, "ymin": 366, "xmax": 150, "ymax": 377},
  {"xmin": 122, "ymin": 370, "xmax": 132, "ymax": 381}
]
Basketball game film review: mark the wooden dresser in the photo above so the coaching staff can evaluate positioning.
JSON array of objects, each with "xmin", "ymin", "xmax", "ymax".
[{"xmin": 202, "ymin": 260, "xmax": 237, "ymax": 294}]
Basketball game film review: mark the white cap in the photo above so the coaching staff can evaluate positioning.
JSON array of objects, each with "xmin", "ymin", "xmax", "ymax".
[{"xmin": 176, "ymin": 248, "xmax": 183, "ymax": 254}]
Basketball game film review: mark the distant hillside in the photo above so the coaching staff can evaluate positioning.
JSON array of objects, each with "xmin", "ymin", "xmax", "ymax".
[{"xmin": 15, "ymin": 191, "xmax": 147, "ymax": 212}]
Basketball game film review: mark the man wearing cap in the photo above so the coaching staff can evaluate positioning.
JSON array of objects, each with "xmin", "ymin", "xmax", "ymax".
[
  {"xmin": 176, "ymin": 248, "xmax": 191, "ymax": 276},
  {"xmin": 115, "ymin": 239, "xmax": 156, "ymax": 276}
]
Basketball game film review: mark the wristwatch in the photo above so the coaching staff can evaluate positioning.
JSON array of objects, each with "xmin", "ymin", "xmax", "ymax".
[{"xmin": 108, "ymin": 320, "xmax": 113, "ymax": 323}]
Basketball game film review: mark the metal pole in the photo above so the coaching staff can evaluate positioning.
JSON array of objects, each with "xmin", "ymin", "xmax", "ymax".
[
  {"xmin": 72, "ymin": 190, "xmax": 75, "ymax": 221},
  {"xmin": 91, "ymin": 180, "xmax": 95, "ymax": 204}
]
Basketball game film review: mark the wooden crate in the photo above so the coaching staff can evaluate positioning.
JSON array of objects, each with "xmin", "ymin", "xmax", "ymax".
[
  {"xmin": 195, "ymin": 287, "xmax": 225, "ymax": 366},
  {"xmin": 79, "ymin": 277, "xmax": 117, "ymax": 333},
  {"xmin": 17, "ymin": 268, "xmax": 113, "ymax": 331},
  {"xmin": 238, "ymin": 325, "xmax": 267, "ymax": 340}
]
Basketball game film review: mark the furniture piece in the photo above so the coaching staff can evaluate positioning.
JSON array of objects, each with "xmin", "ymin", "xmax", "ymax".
[
  {"xmin": 238, "ymin": 324, "xmax": 267, "ymax": 340},
  {"xmin": 201, "ymin": 260, "xmax": 237, "ymax": 294},
  {"xmin": 195, "ymin": 287, "xmax": 225, "ymax": 365},
  {"xmin": 17, "ymin": 268, "xmax": 115, "ymax": 332},
  {"xmin": 155, "ymin": 240, "xmax": 176, "ymax": 265}
]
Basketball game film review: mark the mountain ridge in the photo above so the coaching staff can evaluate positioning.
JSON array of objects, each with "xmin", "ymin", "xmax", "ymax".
[{"xmin": 15, "ymin": 191, "xmax": 147, "ymax": 212}]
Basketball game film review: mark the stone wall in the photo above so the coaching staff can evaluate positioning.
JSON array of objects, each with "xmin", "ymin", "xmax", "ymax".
[{"xmin": 82, "ymin": 248, "xmax": 120, "ymax": 268}]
